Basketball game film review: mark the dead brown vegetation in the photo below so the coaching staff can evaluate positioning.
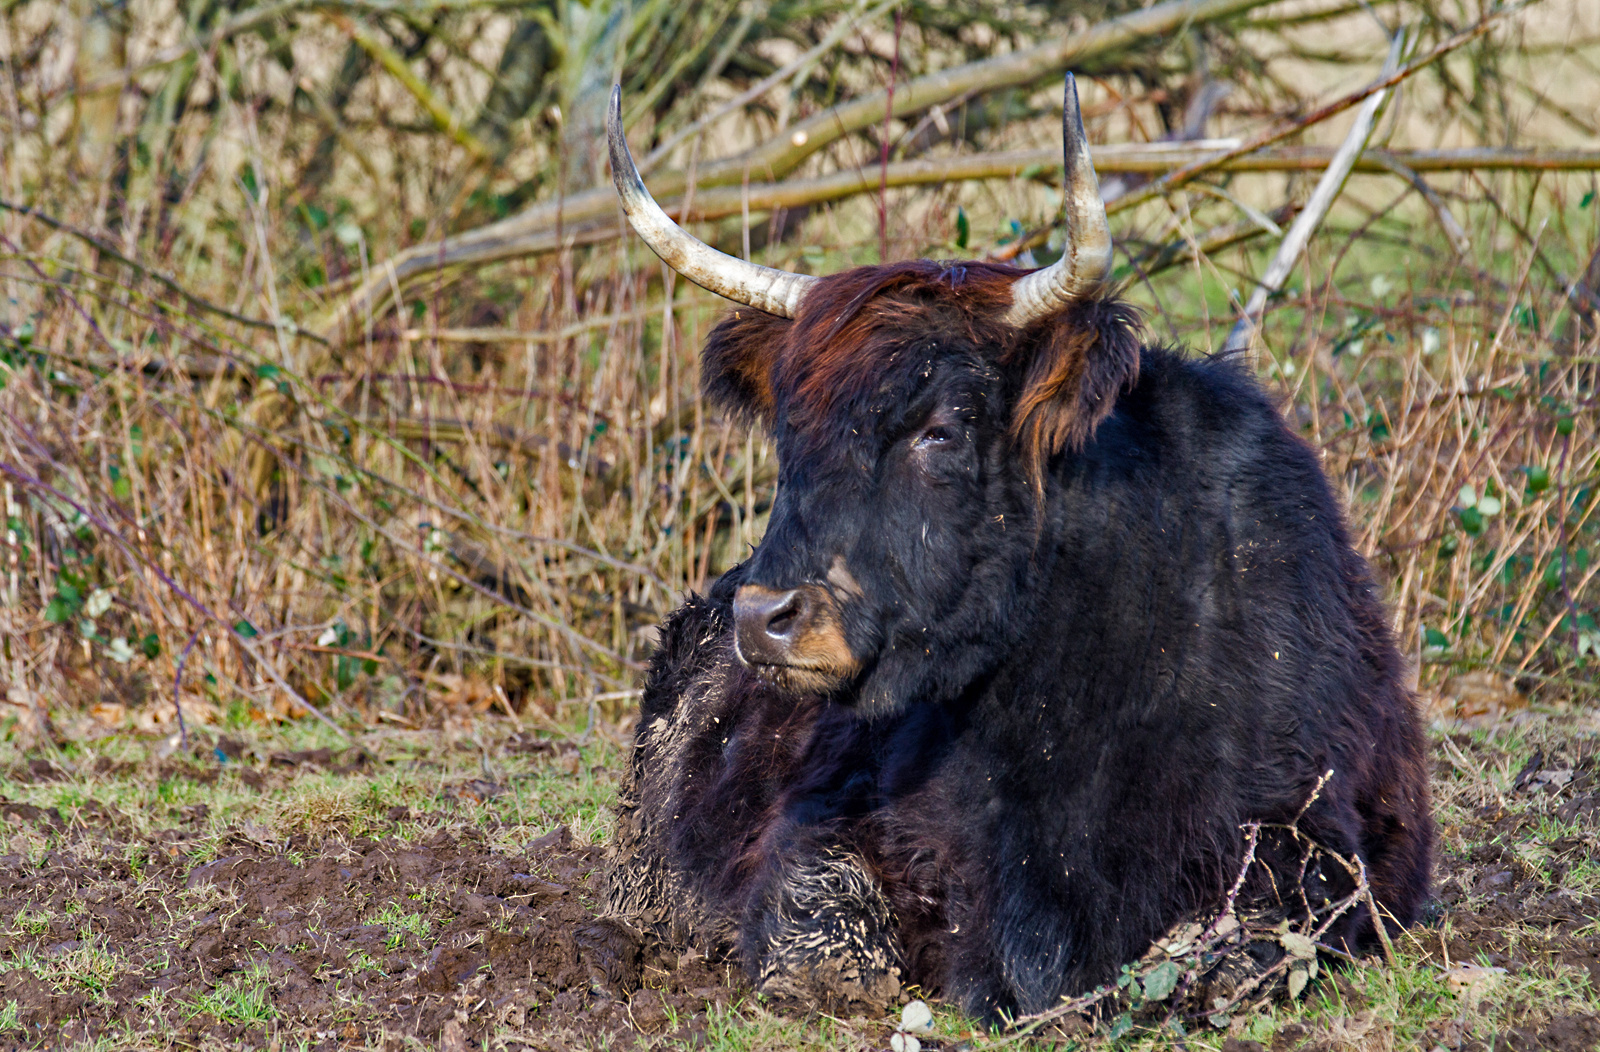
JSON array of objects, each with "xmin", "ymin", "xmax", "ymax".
[{"xmin": 0, "ymin": 0, "xmax": 1596, "ymax": 738}]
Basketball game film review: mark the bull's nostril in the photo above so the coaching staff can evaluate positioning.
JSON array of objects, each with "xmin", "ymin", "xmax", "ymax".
[
  {"xmin": 765, "ymin": 594, "xmax": 803, "ymax": 638},
  {"xmin": 733, "ymin": 585, "xmax": 814, "ymax": 666}
]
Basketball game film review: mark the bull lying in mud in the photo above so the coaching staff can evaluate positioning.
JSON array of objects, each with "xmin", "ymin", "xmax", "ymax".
[{"xmin": 593, "ymin": 77, "xmax": 1433, "ymax": 1024}]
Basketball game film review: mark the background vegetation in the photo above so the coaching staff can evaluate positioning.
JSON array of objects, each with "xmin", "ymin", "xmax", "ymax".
[{"xmin": 0, "ymin": 0, "xmax": 1597, "ymax": 741}]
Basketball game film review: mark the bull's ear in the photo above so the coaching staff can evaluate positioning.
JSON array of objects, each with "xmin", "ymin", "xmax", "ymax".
[
  {"xmin": 702, "ymin": 308, "xmax": 787, "ymax": 421},
  {"xmin": 1010, "ymin": 298, "xmax": 1141, "ymax": 480}
]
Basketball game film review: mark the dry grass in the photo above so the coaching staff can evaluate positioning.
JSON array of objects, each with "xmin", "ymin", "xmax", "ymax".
[{"xmin": 0, "ymin": 0, "xmax": 1596, "ymax": 743}]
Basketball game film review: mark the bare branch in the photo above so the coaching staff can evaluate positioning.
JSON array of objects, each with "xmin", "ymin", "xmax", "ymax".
[{"xmin": 324, "ymin": 0, "xmax": 1283, "ymax": 338}]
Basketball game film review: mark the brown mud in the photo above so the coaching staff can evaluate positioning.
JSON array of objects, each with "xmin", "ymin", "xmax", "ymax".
[
  {"xmin": 0, "ymin": 718, "xmax": 1595, "ymax": 1050},
  {"xmin": 0, "ymin": 744, "xmax": 746, "ymax": 1051}
]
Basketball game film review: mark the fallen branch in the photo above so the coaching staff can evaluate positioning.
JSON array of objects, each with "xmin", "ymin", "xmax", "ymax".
[
  {"xmin": 323, "ymin": 0, "xmax": 1281, "ymax": 339},
  {"xmin": 314, "ymin": 144, "xmax": 1600, "ymax": 311}
]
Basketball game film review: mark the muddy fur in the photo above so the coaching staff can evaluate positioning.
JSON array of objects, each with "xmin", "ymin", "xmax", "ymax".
[{"xmin": 603, "ymin": 592, "xmax": 902, "ymax": 1010}]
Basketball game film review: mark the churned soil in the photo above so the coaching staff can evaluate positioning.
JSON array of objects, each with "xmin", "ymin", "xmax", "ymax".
[
  {"xmin": 0, "ymin": 744, "xmax": 747, "ymax": 1051},
  {"xmin": 0, "ymin": 713, "xmax": 1595, "ymax": 1050}
]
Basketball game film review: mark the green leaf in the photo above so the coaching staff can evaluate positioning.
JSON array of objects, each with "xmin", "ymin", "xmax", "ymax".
[
  {"xmin": 1583, "ymin": 190, "xmax": 1596, "ymax": 209},
  {"xmin": 335, "ymin": 655, "xmax": 357, "ymax": 691},
  {"xmin": 1458, "ymin": 484, "xmax": 1478, "ymax": 507},
  {"xmin": 1458, "ymin": 506, "xmax": 1484, "ymax": 536},
  {"xmin": 112, "ymin": 475, "xmax": 132, "ymax": 500},
  {"xmin": 233, "ymin": 619, "xmax": 259, "ymax": 639},
  {"xmin": 1526, "ymin": 465, "xmax": 1551, "ymax": 494},
  {"xmin": 1425, "ymin": 626, "xmax": 1451, "ymax": 649},
  {"xmin": 1556, "ymin": 415, "xmax": 1574, "ymax": 436},
  {"xmin": 955, "ymin": 207, "xmax": 970, "ymax": 250},
  {"xmin": 1141, "ymin": 961, "xmax": 1181, "ymax": 1001},
  {"xmin": 255, "ymin": 363, "xmax": 282, "ymax": 380},
  {"xmin": 141, "ymin": 633, "xmax": 161, "ymax": 659},
  {"xmin": 44, "ymin": 597, "xmax": 75, "ymax": 622},
  {"xmin": 1476, "ymin": 495, "xmax": 1502, "ymax": 516},
  {"xmin": 1106, "ymin": 1013, "xmax": 1133, "ymax": 1041}
]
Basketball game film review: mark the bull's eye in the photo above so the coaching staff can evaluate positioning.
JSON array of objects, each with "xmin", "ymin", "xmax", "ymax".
[{"xmin": 914, "ymin": 426, "xmax": 960, "ymax": 450}]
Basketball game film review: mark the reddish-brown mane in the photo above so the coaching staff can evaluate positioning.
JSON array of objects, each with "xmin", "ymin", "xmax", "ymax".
[{"xmin": 700, "ymin": 260, "xmax": 1142, "ymax": 486}]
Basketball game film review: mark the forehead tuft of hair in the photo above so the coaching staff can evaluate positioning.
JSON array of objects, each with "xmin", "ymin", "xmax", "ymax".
[{"xmin": 700, "ymin": 260, "xmax": 1142, "ymax": 486}]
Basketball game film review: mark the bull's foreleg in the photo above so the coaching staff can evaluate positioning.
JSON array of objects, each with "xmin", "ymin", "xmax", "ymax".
[{"xmin": 742, "ymin": 842, "xmax": 903, "ymax": 1011}]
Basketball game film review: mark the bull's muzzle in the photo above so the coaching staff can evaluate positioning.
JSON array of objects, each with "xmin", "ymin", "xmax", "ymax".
[{"xmin": 732, "ymin": 583, "xmax": 858, "ymax": 689}]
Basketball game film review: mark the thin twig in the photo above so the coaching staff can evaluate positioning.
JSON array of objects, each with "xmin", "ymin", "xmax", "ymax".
[
  {"xmin": 1109, "ymin": 3, "xmax": 1526, "ymax": 218},
  {"xmin": 0, "ymin": 461, "xmax": 350, "ymax": 740},
  {"xmin": 0, "ymin": 201, "xmax": 319, "ymax": 342}
]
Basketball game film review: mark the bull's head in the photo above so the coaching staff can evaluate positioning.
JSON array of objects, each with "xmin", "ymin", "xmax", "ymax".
[{"xmin": 609, "ymin": 77, "xmax": 1141, "ymax": 714}]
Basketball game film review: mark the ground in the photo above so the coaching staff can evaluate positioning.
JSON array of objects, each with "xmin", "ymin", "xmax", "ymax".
[{"xmin": 0, "ymin": 699, "xmax": 1596, "ymax": 1051}]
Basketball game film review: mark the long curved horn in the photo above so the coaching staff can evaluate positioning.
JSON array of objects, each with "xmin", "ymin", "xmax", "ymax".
[
  {"xmin": 1002, "ymin": 74, "xmax": 1113, "ymax": 328},
  {"xmin": 607, "ymin": 87, "xmax": 816, "ymax": 319}
]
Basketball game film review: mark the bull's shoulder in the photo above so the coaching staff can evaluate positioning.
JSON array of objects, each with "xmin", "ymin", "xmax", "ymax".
[
  {"xmin": 1120, "ymin": 346, "xmax": 1288, "ymax": 440},
  {"xmin": 1109, "ymin": 348, "xmax": 1332, "ymax": 498}
]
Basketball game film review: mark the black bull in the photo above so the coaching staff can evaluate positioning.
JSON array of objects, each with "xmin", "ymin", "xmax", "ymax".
[{"xmin": 591, "ymin": 262, "xmax": 1434, "ymax": 1022}]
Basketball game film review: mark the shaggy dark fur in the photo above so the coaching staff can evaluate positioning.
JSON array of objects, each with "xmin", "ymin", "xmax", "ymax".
[{"xmin": 601, "ymin": 262, "xmax": 1433, "ymax": 1022}]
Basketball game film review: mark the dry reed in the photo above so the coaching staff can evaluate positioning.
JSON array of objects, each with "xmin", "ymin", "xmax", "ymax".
[{"xmin": 0, "ymin": 0, "xmax": 1596, "ymax": 737}]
